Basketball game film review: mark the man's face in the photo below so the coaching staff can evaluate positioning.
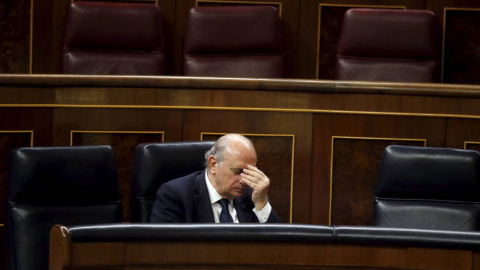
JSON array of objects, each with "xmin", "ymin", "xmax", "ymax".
[{"xmin": 209, "ymin": 145, "xmax": 257, "ymax": 200}]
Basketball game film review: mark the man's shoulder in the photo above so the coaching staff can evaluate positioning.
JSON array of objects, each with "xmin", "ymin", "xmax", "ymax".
[{"xmin": 162, "ymin": 170, "xmax": 204, "ymax": 188}]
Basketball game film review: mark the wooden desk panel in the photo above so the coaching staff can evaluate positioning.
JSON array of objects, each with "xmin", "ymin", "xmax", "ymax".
[
  {"xmin": 51, "ymin": 234, "xmax": 475, "ymax": 270},
  {"xmin": 1, "ymin": 75, "xmax": 480, "ymax": 225}
]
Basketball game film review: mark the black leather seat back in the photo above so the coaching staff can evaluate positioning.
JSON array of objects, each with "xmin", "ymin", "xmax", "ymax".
[
  {"xmin": 5, "ymin": 146, "xmax": 122, "ymax": 270},
  {"xmin": 374, "ymin": 145, "xmax": 480, "ymax": 230},
  {"xmin": 131, "ymin": 141, "xmax": 215, "ymax": 222}
]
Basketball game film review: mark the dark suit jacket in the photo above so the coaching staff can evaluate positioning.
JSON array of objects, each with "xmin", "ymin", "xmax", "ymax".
[{"xmin": 150, "ymin": 170, "xmax": 282, "ymax": 223}]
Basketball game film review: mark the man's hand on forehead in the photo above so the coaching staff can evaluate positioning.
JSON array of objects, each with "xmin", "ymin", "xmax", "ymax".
[{"xmin": 240, "ymin": 165, "xmax": 270, "ymax": 210}]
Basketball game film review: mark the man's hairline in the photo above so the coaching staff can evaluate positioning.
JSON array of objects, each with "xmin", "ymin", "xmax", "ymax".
[{"xmin": 205, "ymin": 134, "xmax": 255, "ymax": 168}]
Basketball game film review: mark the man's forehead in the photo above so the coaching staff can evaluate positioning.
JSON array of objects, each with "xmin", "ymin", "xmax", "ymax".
[{"xmin": 229, "ymin": 157, "xmax": 257, "ymax": 168}]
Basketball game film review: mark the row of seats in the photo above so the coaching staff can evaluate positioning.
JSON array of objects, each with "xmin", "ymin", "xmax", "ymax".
[
  {"xmin": 62, "ymin": 2, "xmax": 442, "ymax": 83},
  {"xmin": 5, "ymin": 142, "xmax": 213, "ymax": 270},
  {"xmin": 5, "ymin": 143, "xmax": 480, "ymax": 269},
  {"xmin": 63, "ymin": 2, "xmax": 285, "ymax": 78}
]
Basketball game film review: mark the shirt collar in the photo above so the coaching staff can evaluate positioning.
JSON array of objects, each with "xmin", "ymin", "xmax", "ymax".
[{"xmin": 205, "ymin": 170, "xmax": 223, "ymax": 205}]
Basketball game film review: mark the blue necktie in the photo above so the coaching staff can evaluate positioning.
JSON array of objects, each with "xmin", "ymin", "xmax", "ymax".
[{"xmin": 218, "ymin": 198, "xmax": 233, "ymax": 223}]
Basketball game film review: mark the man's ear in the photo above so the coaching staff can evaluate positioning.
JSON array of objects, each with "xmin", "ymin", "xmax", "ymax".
[{"xmin": 208, "ymin": 155, "xmax": 217, "ymax": 174}]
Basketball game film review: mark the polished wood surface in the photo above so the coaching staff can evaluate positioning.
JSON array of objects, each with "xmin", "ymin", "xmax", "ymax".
[
  {"xmin": 2, "ymin": 74, "xmax": 480, "ymax": 225},
  {"xmin": 49, "ymin": 225, "xmax": 480, "ymax": 270},
  {"xmin": 0, "ymin": 74, "xmax": 478, "ymax": 269}
]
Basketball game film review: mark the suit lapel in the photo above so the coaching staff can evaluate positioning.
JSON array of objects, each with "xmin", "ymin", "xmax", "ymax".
[{"xmin": 193, "ymin": 171, "xmax": 215, "ymax": 223}]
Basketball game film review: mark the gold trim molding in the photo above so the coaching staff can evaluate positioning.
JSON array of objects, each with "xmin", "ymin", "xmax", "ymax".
[
  {"xmin": 3, "ymin": 103, "xmax": 480, "ymax": 121},
  {"xmin": 0, "ymin": 130, "xmax": 34, "ymax": 146},
  {"xmin": 465, "ymin": 141, "xmax": 480, "ymax": 150}
]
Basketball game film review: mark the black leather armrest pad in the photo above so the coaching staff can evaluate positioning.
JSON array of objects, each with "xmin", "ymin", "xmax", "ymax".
[
  {"xmin": 67, "ymin": 224, "xmax": 335, "ymax": 242},
  {"xmin": 335, "ymin": 226, "xmax": 480, "ymax": 250}
]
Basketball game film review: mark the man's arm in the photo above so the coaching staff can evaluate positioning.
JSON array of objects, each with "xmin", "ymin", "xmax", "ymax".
[
  {"xmin": 150, "ymin": 183, "xmax": 185, "ymax": 223},
  {"xmin": 266, "ymin": 206, "xmax": 282, "ymax": 223},
  {"xmin": 241, "ymin": 165, "xmax": 282, "ymax": 223}
]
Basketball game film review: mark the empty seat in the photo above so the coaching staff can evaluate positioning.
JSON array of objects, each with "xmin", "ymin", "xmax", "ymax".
[
  {"xmin": 336, "ymin": 9, "xmax": 440, "ymax": 82},
  {"xmin": 183, "ymin": 6, "xmax": 284, "ymax": 78},
  {"xmin": 374, "ymin": 145, "xmax": 480, "ymax": 230},
  {"xmin": 63, "ymin": 1, "xmax": 166, "ymax": 75},
  {"xmin": 5, "ymin": 145, "xmax": 122, "ymax": 270},
  {"xmin": 130, "ymin": 141, "xmax": 215, "ymax": 222}
]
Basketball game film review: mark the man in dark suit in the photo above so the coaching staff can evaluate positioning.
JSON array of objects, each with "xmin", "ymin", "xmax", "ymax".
[{"xmin": 150, "ymin": 134, "xmax": 281, "ymax": 223}]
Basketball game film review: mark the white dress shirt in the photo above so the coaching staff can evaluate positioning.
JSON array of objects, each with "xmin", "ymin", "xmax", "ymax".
[{"xmin": 205, "ymin": 170, "xmax": 271, "ymax": 223}]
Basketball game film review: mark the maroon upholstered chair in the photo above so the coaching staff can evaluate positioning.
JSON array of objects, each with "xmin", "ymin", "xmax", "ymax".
[
  {"xmin": 63, "ymin": 1, "xmax": 166, "ymax": 75},
  {"xmin": 336, "ymin": 9, "xmax": 440, "ymax": 83},
  {"xmin": 183, "ymin": 6, "xmax": 284, "ymax": 78}
]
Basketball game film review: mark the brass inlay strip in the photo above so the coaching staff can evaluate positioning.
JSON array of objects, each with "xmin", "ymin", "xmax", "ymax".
[
  {"xmin": 70, "ymin": 130, "xmax": 164, "ymax": 146},
  {"xmin": 4, "ymin": 103, "xmax": 480, "ymax": 121},
  {"xmin": 201, "ymin": 132, "xmax": 295, "ymax": 223},
  {"xmin": 329, "ymin": 136, "xmax": 426, "ymax": 225},
  {"xmin": 0, "ymin": 130, "xmax": 34, "ymax": 146},
  {"xmin": 316, "ymin": 4, "xmax": 406, "ymax": 80},
  {"xmin": 29, "ymin": 0, "xmax": 33, "ymax": 74},
  {"xmin": 465, "ymin": 141, "xmax": 480, "ymax": 150}
]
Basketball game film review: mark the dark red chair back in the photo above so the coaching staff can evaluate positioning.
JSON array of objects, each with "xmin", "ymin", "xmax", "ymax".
[
  {"xmin": 184, "ymin": 6, "xmax": 284, "ymax": 78},
  {"xmin": 336, "ymin": 9, "xmax": 440, "ymax": 83},
  {"xmin": 63, "ymin": 1, "xmax": 166, "ymax": 75}
]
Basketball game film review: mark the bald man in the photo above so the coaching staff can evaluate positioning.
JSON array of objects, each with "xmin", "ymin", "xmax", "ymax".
[{"xmin": 150, "ymin": 134, "xmax": 281, "ymax": 223}]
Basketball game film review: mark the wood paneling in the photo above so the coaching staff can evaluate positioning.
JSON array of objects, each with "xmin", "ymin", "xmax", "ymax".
[
  {"xmin": 71, "ymin": 131, "xmax": 164, "ymax": 221},
  {"xmin": 443, "ymin": 8, "xmax": 480, "ymax": 84},
  {"xmin": 50, "ymin": 225, "xmax": 478, "ymax": 270},
  {"xmin": 51, "ymin": 108, "xmax": 182, "ymax": 145},
  {"xmin": 31, "ymin": 0, "xmax": 69, "ymax": 73},
  {"xmin": 311, "ymin": 114, "xmax": 446, "ymax": 225},
  {"xmin": 330, "ymin": 137, "xmax": 425, "ymax": 226},
  {"xmin": 445, "ymin": 118, "xmax": 480, "ymax": 149},
  {"xmin": 0, "ymin": 0, "xmax": 31, "ymax": 73},
  {"xmin": 0, "ymin": 108, "xmax": 53, "ymax": 147},
  {"xmin": 51, "ymin": 108, "xmax": 183, "ymax": 220},
  {"xmin": 426, "ymin": 0, "xmax": 480, "ymax": 24},
  {"xmin": 1, "ymin": 75, "xmax": 480, "ymax": 270},
  {"xmin": 0, "ymin": 75, "xmax": 480, "ymax": 232}
]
